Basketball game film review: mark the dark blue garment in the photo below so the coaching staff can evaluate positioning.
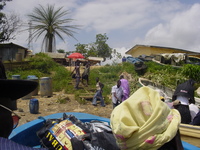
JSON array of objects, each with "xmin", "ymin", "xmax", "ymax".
[
  {"xmin": 190, "ymin": 111, "xmax": 200, "ymax": 126},
  {"xmin": 0, "ymin": 137, "xmax": 47, "ymax": 150}
]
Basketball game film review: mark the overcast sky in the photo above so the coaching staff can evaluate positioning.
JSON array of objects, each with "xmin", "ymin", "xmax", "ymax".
[{"xmin": 3, "ymin": 0, "xmax": 200, "ymax": 58}]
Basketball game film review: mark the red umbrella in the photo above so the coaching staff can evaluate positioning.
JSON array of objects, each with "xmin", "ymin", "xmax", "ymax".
[{"xmin": 67, "ymin": 53, "xmax": 84, "ymax": 59}]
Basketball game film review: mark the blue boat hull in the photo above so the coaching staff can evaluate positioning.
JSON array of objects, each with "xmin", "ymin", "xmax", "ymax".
[{"xmin": 9, "ymin": 112, "xmax": 200, "ymax": 150}]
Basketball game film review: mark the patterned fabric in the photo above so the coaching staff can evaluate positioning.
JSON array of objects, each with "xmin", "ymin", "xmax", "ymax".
[
  {"xmin": 37, "ymin": 114, "xmax": 119, "ymax": 150},
  {"xmin": 0, "ymin": 137, "xmax": 47, "ymax": 150},
  {"xmin": 110, "ymin": 86, "xmax": 181, "ymax": 150}
]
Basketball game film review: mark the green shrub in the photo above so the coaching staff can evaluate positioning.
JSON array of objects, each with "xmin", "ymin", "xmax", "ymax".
[
  {"xmin": 29, "ymin": 53, "xmax": 58, "ymax": 74},
  {"xmin": 182, "ymin": 64, "xmax": 200, "ymax": 82}
]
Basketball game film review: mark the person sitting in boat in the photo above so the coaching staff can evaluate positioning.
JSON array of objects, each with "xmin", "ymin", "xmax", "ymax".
[
  {"xmin": 0, "ymin": 79, "xmax": 47, "ymax": 150},
  {"xmin": 110, "ymin": 86, "xmax": 183, "ymax": 150},
  {"xmin": 189, "ymin": 102, "xmax": 199, "ymax": 122},
  {"xmin": 190, "ymin": 110, "xmax": 200, "ymax": 126},
  {"xmin": 172, "ymin": 79, "xmax": 196, "ymax": 124}
]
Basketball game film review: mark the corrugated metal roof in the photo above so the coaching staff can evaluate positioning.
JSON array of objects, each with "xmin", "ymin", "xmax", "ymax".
[
  {"xmin": 45, "ymin": 52, "xmax": 66, "ymax": 58},
  {"xmin": 88, "ymin": 57, "xmax": 104, "ymax": 61},
  {"xmin": 126, "ymin": 44, "xmax": 200, "ymax": 55},
  {"xmin": 0, "ymin": 42, "xmax": 27, "ymax": 50}
]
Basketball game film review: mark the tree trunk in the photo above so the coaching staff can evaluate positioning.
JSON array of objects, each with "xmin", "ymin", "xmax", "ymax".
[{"xmin": 48, "ymin": 35, "xmax": 53, "ymax": 52}]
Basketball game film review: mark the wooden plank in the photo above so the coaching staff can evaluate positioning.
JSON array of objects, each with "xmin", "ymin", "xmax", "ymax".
[
  {"xmin": 79, "ymin": 96, "xmax": 93, "ymax": 99},
  {"xmin": 179, "ymin": 123, "xmax": 200, "ymax": 138}
]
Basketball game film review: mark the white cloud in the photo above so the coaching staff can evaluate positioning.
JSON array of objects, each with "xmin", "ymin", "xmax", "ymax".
[
  {"xmin": 143, "ymin": 3, "xmax": 200, "ymax": 52},
  {"xmin": 2, "ymin": 0, "xmax": 200, "ymax": 56}
]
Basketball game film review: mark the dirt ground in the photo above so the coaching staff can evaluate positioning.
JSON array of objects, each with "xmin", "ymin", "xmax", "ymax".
[
  {"xmin": 16, "ymin": 92, "xmax": 113, "ymax": 126},
  {"xmin": 15, "ymin": 65, "xmax": 113, "ymax": 126}
]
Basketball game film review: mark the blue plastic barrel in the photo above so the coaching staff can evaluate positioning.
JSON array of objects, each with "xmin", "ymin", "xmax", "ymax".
[
  {"xmin": 27, "ymin": 75, "xmax": 37, "ymax": 79},
  {"xmin": 40, "ymin": 77, "xmax": 53, "ymax": 97},
  {"xmin": 29, "ymin": 98, "xmax": 39, "ymax": 114}
]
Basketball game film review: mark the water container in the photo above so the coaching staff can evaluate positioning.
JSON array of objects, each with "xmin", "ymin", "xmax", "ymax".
[
  {"xmin": 39, "ymin": 77, "xmax": 53, "ymax": 97},
  {"xmin": 27, "ymin": 75, "xmax": 37, "ymax": 79},
  {"xmin": 16, "ymin": 53, "xmax": 22, "ymax": 62},
  {"xmin": 27, "ymin": 75, "xmax": 39, "ymax": 96},
  {"xmin": 12, "ymin": 75, "xmax": 20, "ymax": 79},
  {"xmin": 29, "ymin": 98, "xmax": 39, "ymax": 114}
]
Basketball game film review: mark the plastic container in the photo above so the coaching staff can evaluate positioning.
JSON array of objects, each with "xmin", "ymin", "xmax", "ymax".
[
  {"xmin": 39, "ymin": 77, "xmax": 53, "ymax": 97},
  {"xmin": 12, "ymin": 75, "xmax": 20, "ymax": 79},
  {"xmin": 27, "ymin": 75, "xmax": 39, "ymax": 96},
  {"xmin": 29, "ymin": 98, "xmax": 39, "ymax": 114}
]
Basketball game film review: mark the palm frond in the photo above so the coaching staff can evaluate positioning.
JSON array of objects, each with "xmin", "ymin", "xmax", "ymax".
[{"xmin": 28, "ymin": 4, "xmax": 80, "ymax": 52}]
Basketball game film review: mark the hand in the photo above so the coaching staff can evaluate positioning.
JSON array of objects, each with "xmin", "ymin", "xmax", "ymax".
[{"xmin": 173, "ymin": 100, "xmax": 180, "ymax": 106}]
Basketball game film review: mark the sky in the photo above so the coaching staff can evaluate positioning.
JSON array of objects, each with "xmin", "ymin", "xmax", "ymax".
[{"xmin": 3, "ymin": 0, "xmax": 200, "ymax": 63}]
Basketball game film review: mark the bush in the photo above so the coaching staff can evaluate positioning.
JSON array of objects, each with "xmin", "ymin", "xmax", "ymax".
[
  {"xmin": 182, "ymin": 64, "xmax": 200, "ymax": 82},
  {"xmin": 29, "ymin": 53, "xmax": 58, "ymax": 74}
]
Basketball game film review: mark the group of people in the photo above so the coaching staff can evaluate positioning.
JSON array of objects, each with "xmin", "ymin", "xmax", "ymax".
[
  {"xmin": 71, "ymin": 60, "xmax": 131, "ymax": 108},
  {"xmin": 92, "ymin": 74, "xmax": 130, "ymax": 108},
  {"xmin": 111, "ymin": 75, "xmax": 130, "ymax": 108}
]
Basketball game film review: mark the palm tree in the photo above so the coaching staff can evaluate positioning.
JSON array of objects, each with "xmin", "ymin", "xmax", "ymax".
[{"xmin": 28, "ymin": 4, "xmax": 79, "ymax": 52}]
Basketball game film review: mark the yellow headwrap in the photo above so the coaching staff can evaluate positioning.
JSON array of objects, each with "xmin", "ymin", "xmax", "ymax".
[{"xmin": 110, "ymin": 86, "xmax": 180, "ymax": 150}]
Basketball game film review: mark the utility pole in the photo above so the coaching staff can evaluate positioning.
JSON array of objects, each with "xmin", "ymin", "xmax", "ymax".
[{"xmin": 28, "ymin": 21, "xmax": 33, "ymax": 51}]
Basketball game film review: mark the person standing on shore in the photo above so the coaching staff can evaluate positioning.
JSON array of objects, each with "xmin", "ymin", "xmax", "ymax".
[
  {"xmin": 111, "ymin": 80, "xmax": 123, "ymax": 109},
  {"xmin": 71, "ymin": 60, "xmax": 81, "ymax": 89},
  {"xmin": 92, "ymin": 77, "xmax": 105, "ymax": 107},
  {"xmin": 120, "ymin": 75, "xmax": 130, "ymax": 101},
  {"xmin": 122, "ymin": 56, "xmax": 126, "ymax": 62},
  {"xmin": 82, "ymin": 61, "xmax": 90, "ymax": 86}
]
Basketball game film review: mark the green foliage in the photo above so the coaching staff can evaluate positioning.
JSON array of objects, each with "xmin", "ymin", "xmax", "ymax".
[
  {"xmin": 87, "ymin": 45, "xmax": 98, "ymax": 57},
  {"xmin": 57, "ymin": 49, "xmax": 65, "ymax": 53},
  {"xmin": 75, "ymin": 43, "xmax": 88, "ymax": 57},
  {"xmin": 144, "ymin": 61, "xmax": 185, "ymax": 89},
  {"xmin": 95, "ymin": 33, "xmax": 112, "ymax": 60},
  {"xmin": 52, "ymin": 65, "xmax": 71, "ymax": 92},
  {"xmin": 29, "ymin": 53, "xmax": 58, "ymax": 74},
  {"xmin": 182, "ymin": 64, "xmax": 200, "ymax": 82},
  {"xmin": 74, "ymin": 33, "xmax": 115, "ymax": 61},
  {"xmin": 7, "ymin": 69, "xmax": 44, "ymax": 79}
]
